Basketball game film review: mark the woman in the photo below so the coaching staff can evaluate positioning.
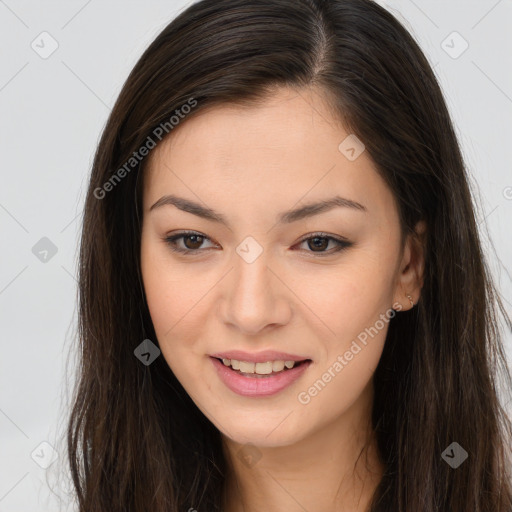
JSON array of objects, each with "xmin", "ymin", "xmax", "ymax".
[{"xmin": 67, "ymin": 0, "xmax": 512, "ymax": 510}]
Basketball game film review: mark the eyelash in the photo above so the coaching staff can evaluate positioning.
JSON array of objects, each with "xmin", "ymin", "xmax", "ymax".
[{"xmin": 163, "ymin": 230, "xmax": 353, "ymax": 257}]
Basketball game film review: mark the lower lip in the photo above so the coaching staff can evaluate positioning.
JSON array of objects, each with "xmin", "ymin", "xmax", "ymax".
[{"xmin": 210, "ymin": 357, "xmax": 312, "ymax": 397}]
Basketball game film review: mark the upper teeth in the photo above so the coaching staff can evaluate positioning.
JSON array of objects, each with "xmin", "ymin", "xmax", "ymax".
[{"xmin": 221, "ymin": 358, "xmax": 297, "ymax": 374}]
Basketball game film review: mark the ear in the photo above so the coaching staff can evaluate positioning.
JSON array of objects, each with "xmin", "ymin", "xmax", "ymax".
[{"xmin": 392, "ymin": 220, "xmax": 427, "ymax": 311}]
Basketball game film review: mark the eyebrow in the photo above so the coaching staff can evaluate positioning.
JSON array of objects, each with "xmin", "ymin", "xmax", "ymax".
[{"xmin": 149, "ymin": 194, "xmax": 367, "ymax": 226}]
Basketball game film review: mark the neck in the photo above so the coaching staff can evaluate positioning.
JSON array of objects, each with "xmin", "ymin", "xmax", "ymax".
[{"xmin": 221, "ymin": 383, "xmax": 384, "ymax": 512}]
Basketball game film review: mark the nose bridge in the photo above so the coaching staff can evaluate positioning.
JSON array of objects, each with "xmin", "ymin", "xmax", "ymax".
[
  {"xmin": 234, "ymin": 248, "xmax": 271, "ymax": 299},
  {"xmin": 222, "ymin": 239, "xmax": 290, "ymax": 333}
]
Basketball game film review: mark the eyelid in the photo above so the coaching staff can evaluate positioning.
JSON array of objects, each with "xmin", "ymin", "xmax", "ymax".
[
  {"xmin": 164, "ymin": 230, "xmax": 219, "ymax": 254},
  {"xmin": 292, "ymin": 232, "xmax": 353, "ymax": 256},
  {"xmin": 164, "ymin": 230, "xmax": 353, "ymax": 256},
  {"xmin": 295, "ymin": 231, "xmax": 351, "ymax": 245}
]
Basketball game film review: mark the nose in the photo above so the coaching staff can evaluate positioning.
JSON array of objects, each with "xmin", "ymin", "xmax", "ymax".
[{"xmin": 220, "ymin": 252, "xmax": 292, "ymax": 335}]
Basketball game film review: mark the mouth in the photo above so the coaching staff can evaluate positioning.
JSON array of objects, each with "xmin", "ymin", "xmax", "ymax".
[
  {"xmin": 211, "ymin": 356, "xmax": 312, "ymax": 378},
  {"xmin": 209, "ymin": 356, "xmax": 313, "ymax": 397}
]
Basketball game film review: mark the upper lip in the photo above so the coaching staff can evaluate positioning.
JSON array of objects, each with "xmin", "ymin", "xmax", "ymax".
[{"xmin": 210, "ymin": 350, "xmax": 311, "ymax": 363}]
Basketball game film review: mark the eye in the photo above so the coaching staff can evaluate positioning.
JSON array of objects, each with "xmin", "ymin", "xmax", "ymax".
[
  {"xmin": 163, "ymin": 231, "xmax": 353, "ymax": 256},
  {"xmin": 164, "ymin": 231, "xmax": 217, "ymax": 254},
  {"xmin": 293, "ymin": 232, "xmax": 353, "ymax": 256}
]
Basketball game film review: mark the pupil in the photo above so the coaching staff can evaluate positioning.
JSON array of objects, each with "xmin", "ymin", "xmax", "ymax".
[
  {"xmin": 185, "ymin": 234, "xmax": 203, "ymax": 249},
  {"xmin": 309, "ymin": 237, "xmax": 327, "ymax": 251}
]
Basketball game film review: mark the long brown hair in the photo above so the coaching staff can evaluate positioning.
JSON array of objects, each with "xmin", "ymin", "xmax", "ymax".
[{"xmin": 66, "ymin": 0, "xmax": 512, "ymax": 510}]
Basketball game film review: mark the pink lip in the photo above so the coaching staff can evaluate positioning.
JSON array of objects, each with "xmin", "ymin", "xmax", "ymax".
[
  {"xmin": 210, "ymin": 357, "xmax": 312, "ymax": 397},
  {"xmin": 209, "ymin": 350, "xmax": 310, "ymax": 364}
]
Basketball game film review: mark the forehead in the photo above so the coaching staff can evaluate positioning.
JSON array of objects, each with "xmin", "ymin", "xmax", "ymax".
[{"xmin": 143, "ymin": 87, "xmax": 397, "ymax": 222}]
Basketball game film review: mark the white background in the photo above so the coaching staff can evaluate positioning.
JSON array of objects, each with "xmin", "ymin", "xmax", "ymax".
[{"xmin": 0, "ymin": 0, "xmax": 511, "ymax": 510}]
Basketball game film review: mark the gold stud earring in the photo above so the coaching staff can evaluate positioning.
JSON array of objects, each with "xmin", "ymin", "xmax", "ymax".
[{"xmin": 406, "ymin": 294, "xmax": 414, "ymax": 308}]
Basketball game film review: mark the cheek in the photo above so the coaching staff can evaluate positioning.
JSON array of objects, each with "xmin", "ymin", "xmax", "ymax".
[
  {"xmin": 141, "ymin": 234, "xmax": 197, "ymax": 332},
  {"xmin": 140, "ymin": 236, "xmax": 188, "ymax": 358},
  {"xmin": 296, "ymin": 302, "xmax": 391, "ymax": 421},
  {"xmin": 295, "ymin": 337, "xmax": 385, "ymax": 433},
  {"xmin": 140, "ymin": 236, "xmax": 215, "ymax": 386},
  {"xmin": 141, "ymin": 258, "xmax": 201, "ymax": 392},
  {"xmin": 289, "ymin": 256, "xmax": 393, "ymax": 339},
  {"xmin": 290, "ymin": 257, "xmax": 394, "ymax": 404},
  {"xmin": 141, "ymin": 254, "xmax": 175, "ymax": 334}
]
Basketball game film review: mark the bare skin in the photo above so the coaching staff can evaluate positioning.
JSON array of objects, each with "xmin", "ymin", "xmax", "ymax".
[{"xmin": 140, "ymin": 86, "xmax": 426, "ymax": 512}]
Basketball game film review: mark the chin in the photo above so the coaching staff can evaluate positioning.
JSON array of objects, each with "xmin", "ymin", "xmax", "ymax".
[{"xmin": 217, "ymin": 414, "xmax": 309, "ymax": 448}]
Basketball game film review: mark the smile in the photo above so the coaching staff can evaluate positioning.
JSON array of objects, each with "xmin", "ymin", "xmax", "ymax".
[
  {"xmin": 210, "ymin": 356, "xmax": 312, "ymax": 397},
  {"xmin": 219, "ymin": 357, "xmax": 306, "ymax": 375}
]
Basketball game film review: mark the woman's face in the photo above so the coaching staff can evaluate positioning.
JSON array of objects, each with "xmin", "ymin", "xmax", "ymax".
[{"xmin": 141, "ymin": 86, "xmax": 423, "ymax": 447}]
